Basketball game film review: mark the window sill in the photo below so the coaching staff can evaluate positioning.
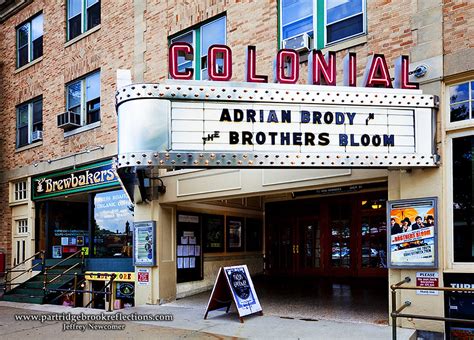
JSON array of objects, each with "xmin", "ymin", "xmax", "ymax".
[
  {"xmin": 445, "ymin": 120, "xmax": 474, "ymax": 133},
  {"xmin": 15, "ymin": 141, "xmax": 43, "ymax": 153},
  {"xmin": 64, "ymin": 121, "xmax": 101, "ymax": 137},
  {"xmin": 14, "ymin": 56, "xmax": 43, "ymax": 74},
  {"xmin": 9, "ymin": 200, "xmax": 29, "ymax": 207},
  {"xmin": 322, "ymin": 34, "xmax": 368, "ymax": 53},
  {"xmin": 64, "ymin": 25, "xmax": 101, "ymax": 48}
]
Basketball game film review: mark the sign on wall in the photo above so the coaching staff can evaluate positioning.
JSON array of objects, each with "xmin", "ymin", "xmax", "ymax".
[
  {"xmin": 133, "ymin": 221, "xmax": 156, "ymax": 266},
  {"xmin": 116, "ymin": 82, "xmax": 438, "ymax": 169},
  {"xmin": 32, "ymin": 160, "xmax": 119, "ymax": 200},
  {"xmin": 387, "ymin": 197, "xmax": 437, "ymax": 268}
]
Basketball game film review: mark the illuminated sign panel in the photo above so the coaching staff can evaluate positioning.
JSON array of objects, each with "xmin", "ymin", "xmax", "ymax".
[{"xmin": 116, "ymin": 81, "xmax": 438, "ymax": 169}]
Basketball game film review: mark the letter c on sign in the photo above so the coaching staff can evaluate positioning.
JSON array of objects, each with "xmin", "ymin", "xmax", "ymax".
[
  {"xmin": 169, "ymin": 42, "xmax": 194, "ymax": 80},
  {"xmin": 208, "ymin": 44, "xmax": 233, "ymax": 81}
]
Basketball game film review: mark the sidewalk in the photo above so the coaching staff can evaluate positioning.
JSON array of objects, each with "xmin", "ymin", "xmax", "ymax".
[{"xmin": 0, "ymin": 300, "xmax": 415, "ymax": 339}]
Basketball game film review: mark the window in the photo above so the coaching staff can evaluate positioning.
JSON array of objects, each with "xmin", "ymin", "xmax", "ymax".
[
  {"xmin": 169, "ymin": 16, "xmax": 226, "ymax": 80},
  {"xmin": 16, "ymin": 13, "xmax": 43, "ymax": 68},
  {"xmin": 16, "ymin": 97, "xmax": 43, "ymax": 148},
  {"xmin": 452, "ymin": 135, "xmax": 474, "ymax": 262},
  {"xmin": 17, "ymin": 219, "xmax": 28, "ymax": 234},
  {"xmin": 66, "ymin": 71, "xmax": 100, "ymax": 127},
  {"xmin": 279, "ymin": 0, "xmax": 366, "ymax": 49},
  {"xmin": 14, "ymin": 181, "xmax": 28, "ymax": 201},
  {"xmin": 67, "ymin": 0, "xmax": 100, "ymax": 41},
  {"xmin": 449, "ymin": 81, "xmax": 474, "ymax": 123},
  {"xmin": 93, "ymin": 190, "xmax": 133, "ymax": 257}
]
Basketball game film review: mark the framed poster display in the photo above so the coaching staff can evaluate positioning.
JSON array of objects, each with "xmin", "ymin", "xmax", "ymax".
[
  {"xmin": 203, "ymin": 214, "xmax": 224, "ymax": 252},
  {"xmin": 227, "ymin": 217, "xmax": 244, "ymax": 252},
  {"xmin": 387, "ymin": 197, "xmax": 437, "ymax": 268},
  {"xmin": 177, "ymin": 212, "xmax": 202, "ymax": 283},
  {"xmin": 133, "ymin": 221, "xmax": 156, "ymax": 266}
]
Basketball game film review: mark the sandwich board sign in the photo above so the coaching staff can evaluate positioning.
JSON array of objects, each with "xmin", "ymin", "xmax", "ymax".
[{"xmin": 204, "ymin": 265, "xmax": 262, "ymax": 323}]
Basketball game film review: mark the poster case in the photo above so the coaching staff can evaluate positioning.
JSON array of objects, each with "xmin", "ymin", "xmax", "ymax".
[
  {"xmin": 387, "ymin": 197, "xmax": 438, "ymax": 268},
  {"xmin": 133, "ymin": 221, "xmax": 156, "ymax": 266}
]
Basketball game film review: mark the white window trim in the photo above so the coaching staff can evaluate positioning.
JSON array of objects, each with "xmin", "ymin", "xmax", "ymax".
[
  {"xmin": 16, "ymin": 219, "xmax": 29, "ymax": 236},
  {"xmin": 445, "ymin": 79, "xmax": 474, "ymax": 131},
  {"xmin": 445, "ymin": 128, "xmax": 474, "ymax": 270},
  {"xmin": 324, "ymin": 0, "xmax": 367, "ymax": 46},
  {"xmin": 279, "ymin": 0, "xmax": 367, "ymax": 49},
  {"xmin": 66, "ymin": 70, "xmax": 101, "ymax": 128},
  {"xmin": 16, "ymin": 13, "xmax": 43, "ymax": 68},
  {"xmin": 16, "ymin": 98, "xmax": 42, "ymax": 149}
]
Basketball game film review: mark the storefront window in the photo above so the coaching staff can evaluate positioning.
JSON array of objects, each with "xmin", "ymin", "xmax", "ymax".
[
  {"xmin": 453, "ymin": 135, "xmax": 474, "ymax": 262},
  {"xmin": 93, "ymin": 189, "xmax": 133, "ymax": 257}
]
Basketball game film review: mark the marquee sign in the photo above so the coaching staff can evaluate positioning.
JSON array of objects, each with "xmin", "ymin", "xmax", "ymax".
[
  {"xmin": 116, "ymin": 81, "xmax": 438, "ymax": 169},
  {"xmin": 32, "ymin": 160, "xmax": 119, "ymax": 200}
]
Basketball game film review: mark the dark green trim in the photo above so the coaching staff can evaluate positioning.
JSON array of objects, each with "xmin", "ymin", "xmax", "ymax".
[
  {"xmin": 195, "ymin": 28, "xmax": 201, "ymax": 80},
  {"xmin": 277, "ymin": 0, "xmax": 281, "ymax": 50},
  {"xmin": 33, "ymin": 182, "xmax": 119, "ymax": 200},
  {"xmin": 33, "ymin": 160, "xmax": 111, "ymax": 181},
  {"xmin": 316, "ymin": 0, "xmax": 324, "ymax": 50}
]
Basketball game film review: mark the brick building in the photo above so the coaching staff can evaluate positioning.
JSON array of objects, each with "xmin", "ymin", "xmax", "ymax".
[{"xmin": 0, "ymin": 0, "xmax": 473, "ymax": 337}]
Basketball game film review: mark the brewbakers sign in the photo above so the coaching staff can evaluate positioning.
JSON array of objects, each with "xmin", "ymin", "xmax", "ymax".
[
  {"xmin": 32, "ymin": 160, "xmax": 119, "ymax": 199},
  {"xmin": 116, "ymin": 45, "xmax": 439, "ymax": 169}
]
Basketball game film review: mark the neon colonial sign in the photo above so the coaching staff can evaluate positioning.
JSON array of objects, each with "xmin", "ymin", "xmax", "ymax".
[{"xmin": 168, "ymin": 43, "xmax": 419, "ymax": 89}]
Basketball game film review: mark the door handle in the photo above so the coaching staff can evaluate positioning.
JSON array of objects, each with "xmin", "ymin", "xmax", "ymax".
[
  {"xmin": 293, "ymin": 245, "xmax": 296, "ymax": 254},
  {"xmin": 296, "ymin": 245, "xmax": 299, "ymax": 254}
]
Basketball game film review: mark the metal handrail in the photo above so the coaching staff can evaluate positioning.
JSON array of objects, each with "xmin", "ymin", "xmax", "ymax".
[
  {"xmin": 391, "ymin": 277, "xmax": 474, "ymax": 340},
  {"xmin": 47, "ymin": 263, "xmax": 81, "ymax": 284},
  {"xmin": 6, "ymin": 250, "xmax": 45, "ymax": 272},
  {"xmin": 84, "ymin": 274, "xmax": 116, "ymax": 312},
  {"xmin": 1, "ymin": 251, "xmax": 45, "ymax": 293},
  {"xmin": 46, "ymin": 249, "xmax": 84, "ymax": 271}
]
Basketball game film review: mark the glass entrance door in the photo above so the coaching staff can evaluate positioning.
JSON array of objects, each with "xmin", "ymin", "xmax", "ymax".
[
  {"xmin": 329, "ymin": 203, "xmax": 352, "ymax": 273},
  {"xmin": 297, "ymin": 217, "xmax": 321, "ymax": 274}
]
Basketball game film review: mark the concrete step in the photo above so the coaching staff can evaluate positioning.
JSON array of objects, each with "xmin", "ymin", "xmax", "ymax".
[{"xmin": 2, "ymin": 294, "xmax": 44, "ymax": 304}]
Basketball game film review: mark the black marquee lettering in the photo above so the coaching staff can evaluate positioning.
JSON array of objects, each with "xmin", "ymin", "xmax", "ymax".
[
  {"xmin": 255, "ymin": 132, "xmax": 266, "ymax": 144},
  {"xmin": 242, "ymin": 131, "xmax": 253, "ymax": 145},
  {"xmin": 234, "ymin": 109, "xmax": 244, "ymax": 122},
  {"xmin": 319, "ymin": 133, "xmax": 330, "ymax": 146},
  {"xmin": 229, "ymin": 131, "xmax": 239, "ymax": 144},
  {"xmin": 305, "ymin": 133, "xmax": 315, "ymax": 146},
  {"xmin": 246, "ymin": 109, "xmax": 256, "ymax": 122},
  {"xmin": 220, "ymin": 108, "xmax": 232, "ymax": 122}
]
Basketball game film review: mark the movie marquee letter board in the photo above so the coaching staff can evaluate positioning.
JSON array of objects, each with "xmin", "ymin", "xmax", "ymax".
[{"xmin": 177, "ymin": 213, "xmax": 202, "ymax": 283}]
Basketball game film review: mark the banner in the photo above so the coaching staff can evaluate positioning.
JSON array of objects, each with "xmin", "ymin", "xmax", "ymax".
[{"xmin": 387, "ymin": 197, "xmax": 437, "ymax": 268}]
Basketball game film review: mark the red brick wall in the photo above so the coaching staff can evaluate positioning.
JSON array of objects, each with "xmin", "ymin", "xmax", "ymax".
[{"xmin": 443, "ymin": 0, "xmax": 474, "ymax": 55}]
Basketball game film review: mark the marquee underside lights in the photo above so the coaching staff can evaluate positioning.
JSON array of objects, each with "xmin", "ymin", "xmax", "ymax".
[{"xmin": 116, "ymin": 81, "xmax": 439, "ymax": 169}]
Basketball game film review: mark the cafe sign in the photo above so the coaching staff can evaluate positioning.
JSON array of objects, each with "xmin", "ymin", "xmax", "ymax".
[
  {"xmin": 32, "ymin": 160, "xmax": 119, "ymax": 200},
  {"xmin": 116, "ymin": 81, "xmax": 438, "ymax": 169}
]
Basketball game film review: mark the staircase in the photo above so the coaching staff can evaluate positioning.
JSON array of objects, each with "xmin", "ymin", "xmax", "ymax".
[{"xmin": 1, "ymin": 251, "xmax": 85, "ymax": 305}]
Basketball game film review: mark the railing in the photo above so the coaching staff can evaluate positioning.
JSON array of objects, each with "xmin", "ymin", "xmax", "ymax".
[
  {"xmin": 391, "ymin": 276, "xmax": 474, "ymax": 340},
  {"xmin": 1, "ymin": 250, "xmax": 45, "ymax": 293},
  {"xmin": 43, "ymin": 249, "xmax": 85, "ymax": 301},
  {"xmin": 84, "ymin": 273, "xmax": 116, "ymax": 312}
]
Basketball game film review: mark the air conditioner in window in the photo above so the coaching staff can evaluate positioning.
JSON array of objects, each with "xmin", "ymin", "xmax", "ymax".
[
  {"xmin": 283, "ymin": 33, "xmax": 311, "ymax": 52},
  {"xmin": 31, "ymin": 130, "xmax": 43, "ymax": 142},
  {"xmin": 57, "ymin": 111, "xmax": 81, "ymax": 129}
]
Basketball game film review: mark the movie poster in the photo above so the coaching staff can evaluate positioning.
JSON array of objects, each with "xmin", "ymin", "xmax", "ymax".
[{"xmin": 387, "ymin": 197, "xmax": 437, "ymax": 268}]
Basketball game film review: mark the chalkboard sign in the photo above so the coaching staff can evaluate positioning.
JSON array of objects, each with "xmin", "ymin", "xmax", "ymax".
[{"xmin": 204, "ymin": 265, "xmax": 262, "ymax": 323}]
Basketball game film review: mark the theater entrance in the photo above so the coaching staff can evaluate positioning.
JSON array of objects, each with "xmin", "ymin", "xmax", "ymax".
[{"xmin": 266, "ymin": 191, "xmax": 388, "ymax": 277}]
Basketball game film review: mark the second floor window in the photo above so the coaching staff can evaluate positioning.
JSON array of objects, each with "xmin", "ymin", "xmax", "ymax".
[
  {"xmin": 280, "ymin": 0, "xmax": 366, "ymax": 49},
  {"xmin": 169, "ymin": 16, "xmax": 226, "ymax": 80},
  {"xmin": 449, "ymin": 81, "xmax": 474, "ymax": 123},
  {"xmin": 16, "ymin": 97, "xmax": 43, "ymax": 148},
  {"xmin": 16, "ymin": 13, "xmax": 43, "ymax": 68},
  {"xmin": 66, "ymin": 71, "xmax": 100, "ymax": 127},
  {"xmin": 68, "ymin": 0, "xmax": 101, "ymax": 41}
]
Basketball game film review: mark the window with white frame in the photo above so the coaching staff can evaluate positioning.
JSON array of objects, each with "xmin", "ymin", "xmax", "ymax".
[
  {"xmin": 16, "ymin": 97, "xmax": 43, "ymax": 148},
  {"xmin": 67, "ymin": 0, "xmax": 100, "ymax": 41},
  {"xmin": 66, "ymin": 70, "xmax": 100, "ymax": 128},
  {"xmin": 16, "ymin": 12, "xmax": 43, "ymax": 68},
  {"xmin": 279, "ymin": 0, "xmax": 366, "ymax": 49},
  {"xmin": 169, "ymin": 16, "xmax": 226, "ymax": 80},
  {"xmin": 17, "ymin": 219, "xmax": 28, "ymax": 234},
  {"xmin": 449, "ymin": 81, "xmax": 474, "ymax": 123},
  {"xmin": 452, "ymin": 134, "xmax": 474, "ymax": 262},
  {"xmin": 13, "ymin": 181, "xmax": 28, "ymax": 201}
]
